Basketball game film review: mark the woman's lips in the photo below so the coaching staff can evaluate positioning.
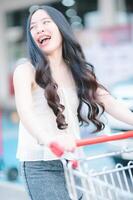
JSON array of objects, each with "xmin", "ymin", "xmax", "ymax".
[
  {"xmin": 40, "ymin": 38, "xmax": 51, "ymax": 47},
  {"xmin": 37, "ymin": 34, "xmax": 51, "ymax": 48}
]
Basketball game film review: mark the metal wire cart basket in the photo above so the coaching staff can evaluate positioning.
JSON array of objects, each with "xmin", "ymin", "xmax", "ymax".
[{"xmin": 50, "ymin": 131, "xmax": 133, "ymax": 200}]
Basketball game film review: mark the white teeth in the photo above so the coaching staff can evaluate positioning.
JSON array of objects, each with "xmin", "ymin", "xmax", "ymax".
[
  {"xmin": 40, "ymin": 38, "xmax": 45, "ymax": 44},
  {"xmin": 39, "ymin": 36, "xmax": 51, "ymax": 44}
]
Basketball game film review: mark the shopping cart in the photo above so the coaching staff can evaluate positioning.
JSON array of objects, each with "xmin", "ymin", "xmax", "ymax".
[{"xmin": 50, "ymin": 131, "xmax": 133, "ymax": 200}]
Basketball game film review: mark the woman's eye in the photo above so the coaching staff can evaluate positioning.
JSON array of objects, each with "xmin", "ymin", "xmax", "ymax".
[
  {"xmin": 43, "ymin": 20, "xmax": 51, "ymax": 24},
  {"xmin": 30, "ymin": 26, "xmax": 35, "ymax": 30}
]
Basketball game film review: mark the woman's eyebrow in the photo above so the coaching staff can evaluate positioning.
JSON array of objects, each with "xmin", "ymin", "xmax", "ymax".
[{"xmin": 30, "ymin": 17, "xmax": 51, "ymax": 25}]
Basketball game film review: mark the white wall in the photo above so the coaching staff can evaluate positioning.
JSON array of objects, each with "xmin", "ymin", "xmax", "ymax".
[
  {"xmin": 0, "ymin": 9, "xmax": 9, "ymax": 108},
  {"xmin": 98, "ymin": 0, "xmax": 126, "ymax": 27},
  {"xmin": 1, "ymin": 0, "xmax": 57, "ymax": 11}
]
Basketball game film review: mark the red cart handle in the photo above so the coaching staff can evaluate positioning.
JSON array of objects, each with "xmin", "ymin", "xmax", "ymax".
[
  {"xmin": 49, "ymin": 131, "xmax": 133, "ymax": 157},
  {"xmin": 49, "ymin": 142, "xmax": 64, "ymax": 157}
]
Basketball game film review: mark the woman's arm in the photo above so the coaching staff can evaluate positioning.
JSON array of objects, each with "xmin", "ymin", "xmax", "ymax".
[
  {"xmin": 13, "ymin": 62, "xmax": 52, "ymax": 145},
  {"xmin": 13, "ymin": 62, "xmax": 76, "ymax": 152},
  {"xmin": 97, "ymin": 88, "xmax": 133, "ymax": 126}
]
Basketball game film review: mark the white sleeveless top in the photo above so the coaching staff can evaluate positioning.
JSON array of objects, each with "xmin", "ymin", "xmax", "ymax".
[{"xmin": 16, "ymin": 85, "xmax": 81, "ymax": 161}]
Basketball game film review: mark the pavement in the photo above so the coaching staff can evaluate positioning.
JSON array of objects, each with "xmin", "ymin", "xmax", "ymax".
[{"xmin": 0, "ymin": 181, "xmax": 29, "ymax": 200}]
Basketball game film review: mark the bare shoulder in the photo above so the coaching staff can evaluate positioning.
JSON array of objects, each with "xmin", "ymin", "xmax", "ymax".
[{"xmin": 13, "ymin": 58, "xmax": 35, "ymax": 82}]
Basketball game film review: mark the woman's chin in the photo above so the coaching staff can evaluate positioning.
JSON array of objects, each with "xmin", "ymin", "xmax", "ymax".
[
  {"xmin": 42, "ymin": 48, "xmax": 56, "ymax": 56},
  {"xmin": 43, "ymin": 50, "xmax": 53, "ymax": 56}
]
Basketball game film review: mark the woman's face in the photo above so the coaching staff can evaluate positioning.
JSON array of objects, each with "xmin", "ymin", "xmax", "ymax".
[{"xmin": 30, "ymin": 9, "xmax": 62, "ymax": 55}]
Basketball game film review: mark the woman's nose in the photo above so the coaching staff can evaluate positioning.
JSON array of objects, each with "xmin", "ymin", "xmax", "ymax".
[{"xmin": 36, "ymin": 25, "xmax": 44, "ymax": 34}]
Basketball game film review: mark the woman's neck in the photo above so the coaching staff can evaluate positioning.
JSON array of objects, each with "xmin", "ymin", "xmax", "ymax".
[
  {"xmin": 47, "ymin": 47, "xmax": 65, "ymax": 71},
  {"xmin": 46, "ymin": 47, "xmax": 74, "ymax": 88},
  {"xmin": 47, "ymin": 51, "xmax": 69, "ymax": 79}
]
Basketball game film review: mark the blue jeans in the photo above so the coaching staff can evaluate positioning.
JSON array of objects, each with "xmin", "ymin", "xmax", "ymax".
[{"xmin": 21, "ymin": 160, "xmax": 83, "ymax": 200}]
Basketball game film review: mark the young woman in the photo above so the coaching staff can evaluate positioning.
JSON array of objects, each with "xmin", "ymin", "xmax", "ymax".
[{"xmin": 13, "ymin": 5, "xmax": 133, "ymax": 200}]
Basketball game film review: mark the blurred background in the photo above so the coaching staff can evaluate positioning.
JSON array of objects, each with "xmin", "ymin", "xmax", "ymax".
[{"xmin": 0, "ymin": 0, "xmax": 133, "ymax": 199}]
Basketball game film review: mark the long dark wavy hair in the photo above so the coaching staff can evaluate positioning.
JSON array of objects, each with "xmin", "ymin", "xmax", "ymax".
[{"xmin": 26, "ymin": 5, "xmax": 105, "ymax": 132}]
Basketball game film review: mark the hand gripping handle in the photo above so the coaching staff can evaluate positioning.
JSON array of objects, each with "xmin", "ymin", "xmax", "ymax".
[{"xmin": 49, "ymin": 131, "xmax": 133, "ymax": 157}]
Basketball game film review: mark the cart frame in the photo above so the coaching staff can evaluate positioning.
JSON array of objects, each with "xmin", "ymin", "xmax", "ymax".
[{"xmin": 50, "ymin": 131, "xmax": 133, "ymax": 200}]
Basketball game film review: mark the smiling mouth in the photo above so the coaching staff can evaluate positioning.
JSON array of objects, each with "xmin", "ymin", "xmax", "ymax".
[{"xmin": 38, "ymin": 36, "xmax": 51, "ymax": 46}]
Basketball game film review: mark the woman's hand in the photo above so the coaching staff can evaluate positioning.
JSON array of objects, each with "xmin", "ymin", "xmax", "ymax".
[{"xmin": 47, "ymin": 134, "xmax": 76, "ymax": 153}]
